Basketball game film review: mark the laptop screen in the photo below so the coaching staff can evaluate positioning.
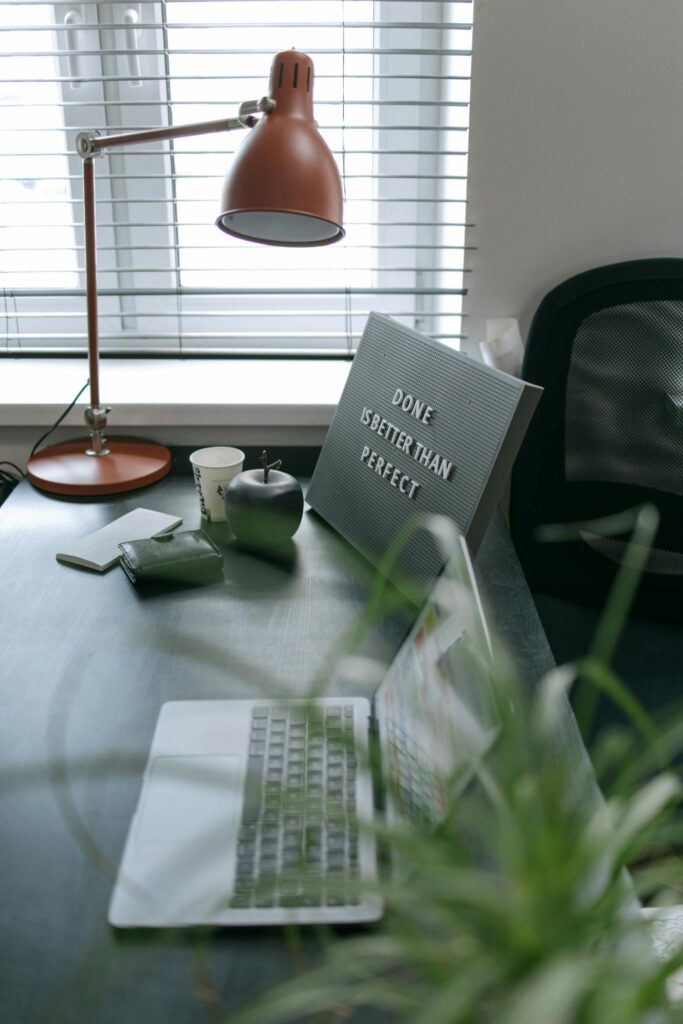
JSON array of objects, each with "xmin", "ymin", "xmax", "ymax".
[{"xmin": 374, "ymin": 535, "xmax": 499, "ymax": 827}]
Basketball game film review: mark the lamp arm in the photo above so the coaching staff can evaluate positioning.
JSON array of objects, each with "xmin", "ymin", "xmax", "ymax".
[
  {"xmin": 76, "ymin": 97, "xmax": 274, "ymax": 158},
  {"xmin": 77, "ymin": 97, "xmax": 275, "ymax": 457}
]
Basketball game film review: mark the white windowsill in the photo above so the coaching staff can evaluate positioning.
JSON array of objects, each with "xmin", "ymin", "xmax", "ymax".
[{"xmin": 0, "ymin": 358, "xmax": 351, "ymax": 430}]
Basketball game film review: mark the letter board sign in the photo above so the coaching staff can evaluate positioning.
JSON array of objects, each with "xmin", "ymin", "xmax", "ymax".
[{"xmin": 306, "ymin": 313, "xmax": 542, "ymax": 591}]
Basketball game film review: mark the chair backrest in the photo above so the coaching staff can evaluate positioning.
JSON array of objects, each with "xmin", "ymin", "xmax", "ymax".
[{"xmin": 510, "ymin": 259, "xmax": 683, "ymax": 625}]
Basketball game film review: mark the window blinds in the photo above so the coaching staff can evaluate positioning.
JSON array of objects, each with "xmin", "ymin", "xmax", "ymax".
[{"xmin": 0, "ymin": 0, "xmax": 473, "ymax": 356}]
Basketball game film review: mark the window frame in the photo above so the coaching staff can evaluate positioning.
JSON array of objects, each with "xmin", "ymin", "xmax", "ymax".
[{"xmin": 1, "ymin": 0, "xmax": 471, "ymax": 357}]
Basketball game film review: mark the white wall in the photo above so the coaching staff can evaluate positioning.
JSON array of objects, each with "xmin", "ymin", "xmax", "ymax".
[{"xmin": 464, "ymin": 0, "xmax": 683, "ymax": 353}]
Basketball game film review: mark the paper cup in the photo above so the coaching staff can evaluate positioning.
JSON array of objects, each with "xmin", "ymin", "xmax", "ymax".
[{"xmin": 189, "ymin": 447, "xmax": 245, "ymax": 522}]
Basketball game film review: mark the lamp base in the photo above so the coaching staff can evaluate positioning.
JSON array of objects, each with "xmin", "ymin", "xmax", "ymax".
[{"xmin": 27, "ymin": 438, "xmax": 172, "ymax": 496}]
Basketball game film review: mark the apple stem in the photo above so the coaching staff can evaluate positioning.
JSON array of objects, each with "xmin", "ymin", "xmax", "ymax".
[{"xmin": 259, "ymin": 449, "xmax": 283, "ymax": 484}]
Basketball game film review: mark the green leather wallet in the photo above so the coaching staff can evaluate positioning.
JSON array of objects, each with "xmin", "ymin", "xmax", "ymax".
[{"xmin": 118, "ymin": 530, "xmax": 223, "ymax": 586}]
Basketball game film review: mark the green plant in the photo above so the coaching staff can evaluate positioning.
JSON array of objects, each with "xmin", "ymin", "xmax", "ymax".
[{"xmin": 225, "ymin": 506, "xmax": 683, "ymax": 1024}]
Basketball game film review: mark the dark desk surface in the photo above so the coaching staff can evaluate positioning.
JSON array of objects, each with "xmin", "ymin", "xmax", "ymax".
[{"xmin": 0, "ymin": 473, "xmax": 593, "ymax": 1024}]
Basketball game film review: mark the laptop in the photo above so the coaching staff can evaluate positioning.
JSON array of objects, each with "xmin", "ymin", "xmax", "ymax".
[{"xmin": 108, "ymin": 534, "xmax": 497, "ymax": 928}]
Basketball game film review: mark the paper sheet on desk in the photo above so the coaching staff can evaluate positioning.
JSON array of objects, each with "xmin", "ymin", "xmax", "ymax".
[
  {"xmin": 642, "ymin": 905, "xmax": 683, "ymax": 1002},
  {"xmin": 479, "ymin": 318, "xmax": 524, "ymax": 377}
]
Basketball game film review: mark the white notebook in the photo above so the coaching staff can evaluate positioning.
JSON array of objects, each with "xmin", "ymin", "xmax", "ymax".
[{"xmin": 56, "ymin": 508, "xmax": 182, "ymax": 572}]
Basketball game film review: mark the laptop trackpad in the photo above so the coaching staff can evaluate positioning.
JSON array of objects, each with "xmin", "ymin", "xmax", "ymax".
[
  {"xmin": 122, "ymin": 755, "xmax": 243, "ymax": 925},
  {"xmin": 137, "ymin": 755, "xmax": 242, "ymax": 846}
]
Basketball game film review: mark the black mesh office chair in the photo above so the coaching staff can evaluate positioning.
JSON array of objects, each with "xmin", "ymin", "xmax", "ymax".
[{"xmin": 511, "ymin": 259, "xmax": 683, "ymax": 629}]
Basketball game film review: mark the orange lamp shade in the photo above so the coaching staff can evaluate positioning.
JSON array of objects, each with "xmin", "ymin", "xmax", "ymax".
[{"xmin": 217, "ymin": 50, "xmax": 344, "ymax": 247}]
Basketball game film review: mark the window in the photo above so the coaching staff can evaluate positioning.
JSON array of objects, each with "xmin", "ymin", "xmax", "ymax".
[{"xmin": 0, "ymin": 1, "xmax": 472, "ymax": 356}]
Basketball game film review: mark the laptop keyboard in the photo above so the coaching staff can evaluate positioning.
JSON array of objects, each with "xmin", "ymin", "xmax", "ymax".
[{"xmin": 230, "ymin": 704, "xmax": 361, "ymax": 910}]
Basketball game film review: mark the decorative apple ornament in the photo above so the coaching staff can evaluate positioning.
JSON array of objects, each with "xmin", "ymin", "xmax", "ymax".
[{"xmin": 224, "ymin": 450, "xmax": 304, "ymax": 547}]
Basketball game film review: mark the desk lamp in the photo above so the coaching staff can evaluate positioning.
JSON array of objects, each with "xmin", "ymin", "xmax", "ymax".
[{"xmin": 27, "ymin": 49, "xmax": 344, "ymax": 496}]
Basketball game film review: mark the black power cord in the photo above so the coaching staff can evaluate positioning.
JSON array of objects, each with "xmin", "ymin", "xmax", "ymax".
[
  {"xmin": 30, "ymin": 378, "xmax": 90, "ymax": 459},
  {"xmin": 0, "ymin": 380, "xmax": 90, "ymax": 505},
  {"xmin": 0, "ymin": 461, "xmax": 24, "ymax": 506},
  {"xmin": 0, "ymin": 461, "xmax": 25, "ymax": 479}
]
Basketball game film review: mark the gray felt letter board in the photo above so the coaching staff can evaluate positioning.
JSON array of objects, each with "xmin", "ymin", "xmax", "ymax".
[{"xmin": 307, "ymin": 313, "xmax": 542, "ymax": 592}]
